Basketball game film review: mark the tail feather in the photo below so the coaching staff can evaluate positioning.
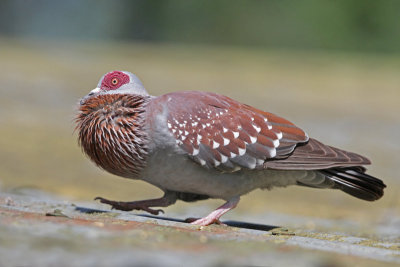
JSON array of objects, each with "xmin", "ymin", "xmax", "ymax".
[{"xmin": 320, "ymin": 167, "xmax": 386, "ymax": 201}]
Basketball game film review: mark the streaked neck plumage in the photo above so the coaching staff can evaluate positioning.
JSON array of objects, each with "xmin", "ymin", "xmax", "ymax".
[{"xmin": 76, "ymin": 93, "xmax": 150, "ymax": 178}]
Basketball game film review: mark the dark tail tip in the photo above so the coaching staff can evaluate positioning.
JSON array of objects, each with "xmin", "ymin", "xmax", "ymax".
[{"xmin": 321, "ymin": 167, "xmax": 386, "ymax": 201}]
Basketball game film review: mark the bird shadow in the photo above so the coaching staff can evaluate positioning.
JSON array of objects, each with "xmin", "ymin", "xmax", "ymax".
[{"xmin": 74, "ymin": 206, "xmax": 279, "ymax": 232}]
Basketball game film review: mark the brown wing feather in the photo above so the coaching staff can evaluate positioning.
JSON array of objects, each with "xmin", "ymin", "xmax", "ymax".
[
  {"xmin": 157, "ymin": 91, "xmax": 308, "ymax": 171},
  {"xmin": 265, "ymin": 138, "xmax": 371, "ymax": 170}
]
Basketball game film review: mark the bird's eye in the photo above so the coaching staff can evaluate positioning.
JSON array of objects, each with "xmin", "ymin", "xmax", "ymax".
[{"xmin": 111, "ymin": 78, "xmax": 119, "ymax": 85}]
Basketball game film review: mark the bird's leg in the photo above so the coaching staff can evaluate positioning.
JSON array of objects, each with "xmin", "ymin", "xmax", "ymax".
[
  {"xmin": 189, "ymin": 196, "xmax": 240, "ymax": 226},
  {"xmin": 95, "ymin": 191, "xmax": 177, "ymax": 215}
]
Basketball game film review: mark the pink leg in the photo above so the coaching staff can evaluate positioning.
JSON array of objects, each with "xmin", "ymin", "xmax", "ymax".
[
  {"xmin": 190, "ymin": 196, "xmax": 240, "ymax": 226},
  {"xmin": 95, "ymin": 192, "xmax": 177, "ymax": 215}
]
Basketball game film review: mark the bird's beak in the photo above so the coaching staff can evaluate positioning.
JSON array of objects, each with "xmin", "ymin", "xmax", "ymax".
[
  {"xmin": 80, "ymin": 88, "xmax": 101, "ymax": 105},
  {"xmin": 89, "ymin": 87, "xmax": 101, "ymax": 95}
]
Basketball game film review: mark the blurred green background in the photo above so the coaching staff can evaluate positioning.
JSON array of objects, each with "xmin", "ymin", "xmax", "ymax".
[
  {"xmin": 0, "ymin": 0, "xmax": 399, "ymax": 224},
  {"xmin": 2, "ymin": 0, "xmax": 400, "ymax": 53}
]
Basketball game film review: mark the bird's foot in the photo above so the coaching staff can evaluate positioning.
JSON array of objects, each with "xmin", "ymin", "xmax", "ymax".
[
  {"xmin": 186, "ymin": 217, "xmax": 226, "ymax": 226},
  {"xmin": 186, "ymin": 196, "xmax": 240, "ymax": 226},
  {"xmin": 94, "ymin": 197, "xmax": 164, "ymax": 215}
]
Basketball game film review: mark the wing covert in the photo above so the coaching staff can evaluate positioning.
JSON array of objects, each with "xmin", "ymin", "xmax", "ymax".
[{"xmin": 160, "ymin": 91, "xmax": 308, "ymax": 171}]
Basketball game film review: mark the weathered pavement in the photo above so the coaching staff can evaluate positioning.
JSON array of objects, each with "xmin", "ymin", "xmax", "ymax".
[
  {"xmin": 1, "ymin": 39, "xmax": 400, "ymax": 266},
  {"xmin": 0, "ymin": 189, "xmax": 399, "ymax": 267}
]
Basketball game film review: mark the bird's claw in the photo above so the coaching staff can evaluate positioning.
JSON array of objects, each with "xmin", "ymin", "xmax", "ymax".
[
  {"xmin": 94, "ymin": 196, "xmax": 112, "ymax": 204},
  {"xmin": 150, "ymin": 208, "xmax": 164, "ymax": 215}
]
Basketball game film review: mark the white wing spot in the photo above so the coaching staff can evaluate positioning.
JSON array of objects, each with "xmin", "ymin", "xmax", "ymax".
[
  {"xmin": 199, "ymin": 158, "xmax": 206, "ymax": 166},
  {"xmin": 276, "ymin": 131, "xmax": 283, "ymax": 139},
  {"xmin": 172, "ymin": 129, "xmax": 176, "ymax": 133},
  {"xmin": 272, "ymin": 139, "xmax": 280, "ymax": 147},
  {"xmin": 232, "ymin": 131, "xmax": 239, "ymax": 138},
  {"xmin": 253, "ymin": 124, "xmax": 261, "ymax": 133},
  {"xmin": 249, "ymin": 136, "xmax": 257, "ymax": 144},
  {"xmin": 223, "ymin": 138, "xmax": 230, "ymax": 146},
  {"xmin": 212, "ymin": 141, "xmax": 220, "ymax": 149},
  {"xmin": 223, "ymin": 127, "xmax": 228, "ymax": 133},
  {"xmin": 271, "ymin": 149, "xmax": 277, "ymax": 158},
  {"xmin": 220, "ymin": 154, "xmax": 228, "ymax": 163},
  {"xmin": 181, "ymin": 136, "xmax": 186, "ymax": 141},
  {"xmin": 184, "ymin": 130, "xmax": 189, "ymax": 135},
  {"xmin": 230, "ymin": 152, "xmax": 237, "ymax": 158},
  {"xmin": 238, "ymin": 147, "xmax": 246, "ymax": 156},
  {"xmin": 213, "ymin": 159, "xmax": 221, "ymax": 167},
  {"xmin": 167, "ymin": 123, "xmax": 172, "ymax": 128},
  {"xmin": 192, "ymin": 147, "xmax": 199, "ymax": 156}
]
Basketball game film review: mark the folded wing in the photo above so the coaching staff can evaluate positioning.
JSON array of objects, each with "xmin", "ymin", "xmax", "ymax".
[{"xmin": 158, "ymin": 91, "xmax": 308, "ymax": 171}]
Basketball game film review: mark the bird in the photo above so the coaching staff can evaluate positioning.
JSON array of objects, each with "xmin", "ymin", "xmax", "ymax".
[{"xmin": 76, "ymin": 70, "xmax": 386, "ymax": 226}]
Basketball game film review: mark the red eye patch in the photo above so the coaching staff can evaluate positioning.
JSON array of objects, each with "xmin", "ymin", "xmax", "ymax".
[{"xmin": 101, "ymin": 71, "xmax": 130, "ymax": 90}]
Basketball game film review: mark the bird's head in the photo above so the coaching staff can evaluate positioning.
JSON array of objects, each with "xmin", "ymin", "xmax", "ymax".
[{"xmin": 81, "ymin": 71, "xmax": 148, "ymax": 104}]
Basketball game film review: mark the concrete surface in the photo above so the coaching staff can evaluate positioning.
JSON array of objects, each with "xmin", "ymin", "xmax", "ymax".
[{"xmin": 0, "ymin": 189, "xmax": 399, "ymax": 267}]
